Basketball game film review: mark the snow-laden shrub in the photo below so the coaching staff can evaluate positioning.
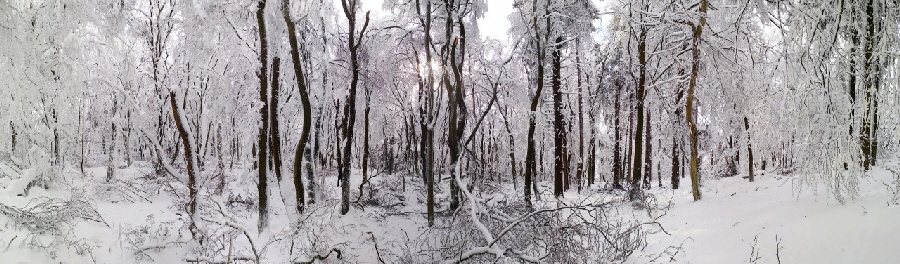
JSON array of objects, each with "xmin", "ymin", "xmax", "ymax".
[
  {"xmin": 0, "ymin": 163, "xmax": 106, "ymax": 261},
  {"xmin": 432, "ymin": 179, "xmax": 653, "ymax": 263},
  {"xmin": 122, "ymin": 214, "xmax": 185, "ymax": 262},
  {"xmin": 0, "ymin": 190, "xmax": 104, "ymax": 234}
]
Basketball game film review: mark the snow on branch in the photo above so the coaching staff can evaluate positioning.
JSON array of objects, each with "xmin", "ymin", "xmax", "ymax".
[{"xmin": 140, "ymin": 128, "xmax": 188, "ymax": 184}]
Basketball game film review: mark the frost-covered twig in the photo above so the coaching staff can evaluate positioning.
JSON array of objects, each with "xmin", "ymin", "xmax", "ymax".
[
  {"xmin": 195, "ymin": 199, "xmax": 263, "ymax": 263},
  {"xmin": 442, "ymin": 161, "xmax": 542, "ymax": 264}
]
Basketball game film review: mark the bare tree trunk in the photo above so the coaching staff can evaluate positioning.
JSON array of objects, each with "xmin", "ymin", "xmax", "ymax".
[
  {"xmin": 414, "ymin": 0, "xmax": 437, "ymax": 226},
  {"xmin": 629, "ymin": 28, "xmax": 648, "ymax": 200},
  {"xmin": 500, "ymin": 107, "xmax": 517, "ymax": 189},
  {"xmin": 744, "ymin": 116, "xmax": 754, "ymax": 182},
  {"xmin": 282, "ymin": 1, "xmax": 313, "ymax": 213},
  {"xmin": 552, "ymin": 36, "xmax": 567, "ymax": 197},
  {"xmin": 107, "ymin": 97, "xmax": 117, "ymax": 182},
  {"xmin": 216, "ymin": 125, "xmax": 225, "ymax": 195},
  {"xmin": 644, "ymin": 111, "xmax": 652, "ymax": 189},
  {"xmin": 447, "ymin": 34, "xmax": 467, "ymax": 211},
  {"xmin": 255, "ymin": 0, "xmax": 270, "ymax": 230},
  {"xmin": 524, "ymin": 2, "xmax": 550, "ymax": 207},
  {"xmin": 338, "ymin": 0, "xmax": 370, "ymax": 215},
  {"xmin": 358, "ymin": 85, "xmax": 372, "ymax": 203},
  {"xmin": 626, "ymin": 96, "xmax": 633, "ymax": 184},
  {"xmin": 861, "ymin": 0, "xmax": 877, "ymax": 169},
  {"xmin": 613, "ymin": 81, "xmax": 623, "ymax": 190},
  {"xmin": 170, "ymin": 91, "xmax": 198, "ymax": 239},
  {"xmin": 270, "ymin": 58, "xmax": 284, "ymax": 183},
  {"xmin": 671, "ymin": 136, "xmax": 679, "ymax": 188},
  {"xmin": 576, "ymin": 38, "xmax": 585, "ymax": 192},
  {"xmin": 686, "ymin": 0, "xmax": 708, "ymax": 201}
]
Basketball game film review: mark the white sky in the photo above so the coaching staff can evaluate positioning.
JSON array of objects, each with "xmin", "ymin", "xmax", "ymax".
[{"xmin": 477, "ymin": 0, "xmax": 515, "ymax": 42}]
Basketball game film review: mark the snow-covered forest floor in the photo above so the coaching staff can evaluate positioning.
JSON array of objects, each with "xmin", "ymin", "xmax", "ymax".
[{"xmin": 2, "ymin": 158, "xmax": 900, "ymax": 263}]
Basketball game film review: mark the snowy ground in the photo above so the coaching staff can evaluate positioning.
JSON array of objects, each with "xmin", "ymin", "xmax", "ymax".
[
  {"xmin": 2, "ymin": 159, "xmax": 900, "ymax": 263},
  {"xmin": 636, "ymin": 164, "xmax": 900, "ymax": 263}
]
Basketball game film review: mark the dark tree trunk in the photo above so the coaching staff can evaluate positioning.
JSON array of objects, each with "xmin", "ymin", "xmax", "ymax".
[
  {"xmin": 862, "ymin": 0, "xmax": 877, "ymax": 169},
  {"xmin": 744, "ymin": 116, "xmax": 755, "ymax": 182},
  {"xmin": 613, "ymin": 81, "xmax": 623, "ymax": 190},
  {"xmin": 338, "ymin": 0, "xmax": 370, "ymax": 215},
  {"xmin": 501, "ymin": 107, "xmax": 517, "ymax": 189},
  {"xmin": 576, "ymin": 39, "xmax": 585, "ymax": 192},
  {"xmin": 552, "ymin": 36, "xmax": 567, "ymax": 197},
  {"xmin": 414, "ymin": 0, "xmax": 436, "ymax": 226},
  {"xmin": 282, "ymin": 3, "xmax": 313, "ymax": 212},
  {"xmin": 630, "ymin": 29, "xmax": 647, "ymax": 200},
  {"xmin": 270, "ymin": 58, "xmax": 284, "ymax": 183},
  {"xmin": 255, "ymin": 0, "xmax": 270, "ymax": 230},
  {"xmin": 524, "ymin": 4, "xmax": 550, "ymax": 207},
  {"xmin": 671, "ymin": 136, "xmax": 680, "ymax": 189},
  {"xmin": 447, "ymin": 35, "xmax": 467, "ymax": 211},
  {"xmin": 686, "ymin": 0, "xmax": 708, "ymax": 201},
  {"xmin": 170, "ymin": 92, "xmax": 198, "ymax": 239},
  {"xmin": 644, "ymin": 111, "xmax": 652, "ymax": 189},
  {"xmin": 358, "ymin": 86, "xmax": 372, "ymax": 203}
]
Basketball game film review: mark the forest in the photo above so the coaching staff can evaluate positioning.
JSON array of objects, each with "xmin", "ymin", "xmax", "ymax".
[{"xmin": 1, "ymin": 0, "xmax": 900, "ymax": 263}]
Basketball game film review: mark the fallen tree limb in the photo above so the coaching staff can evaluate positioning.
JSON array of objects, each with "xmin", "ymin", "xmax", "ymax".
[{"xmin": 293, "ymin": 248, "xmax": 342, "ymax": 264}]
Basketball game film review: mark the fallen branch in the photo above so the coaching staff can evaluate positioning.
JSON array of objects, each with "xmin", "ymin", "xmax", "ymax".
[
  {"xmin": 368, "ymin": 232, "xmax": 385, "ymax": 264},
  {"xmin": 293, "ymin": 248, "xmax": 342, "ymax": 264}
]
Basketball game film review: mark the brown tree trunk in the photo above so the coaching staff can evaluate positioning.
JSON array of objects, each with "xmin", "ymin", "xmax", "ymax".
[
  {"xmin": 861, "ymin": 0, "xmax": 877, "ymax": 169},
  {"xmin": 448, "ymin": 34, "xmax": 467, "ymax": 211},
  {"xmin": 338, "ymin": 0, "xmax": 370, "ymax": 215},
  {"xmin": 255, "ymin": 0, "xmax": 270, "ymax": 230},
  {"xmin": 170, "ymin": 92, "xmax": 198, "ymax": 239},
  {"xmin": 629, "ymin": 28, "xmax": 647, "ymax": 200},
  {"xmin": 686, "ymin": 0, "xmax": 708, "ymax": 201},
  {"xmin": 270, "ymin": 57, "xmax": 284, "ymax": 183},
  {"xmin": 282, "ymin": 2, "xmax": 313, "ymax": 213}
]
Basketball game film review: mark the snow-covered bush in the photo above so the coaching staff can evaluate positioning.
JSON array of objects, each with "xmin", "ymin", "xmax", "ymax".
[{"xmin": 0, "ymin": 164, "xmax": 105, "ymax": 261}]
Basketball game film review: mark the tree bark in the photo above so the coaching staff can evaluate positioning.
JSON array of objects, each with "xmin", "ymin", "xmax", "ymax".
[
  {"xmin": 338, "ymin": 0, "xmax": 370, "ymax": 215},
  {"xmin": 613, "ymin": 81, "xmax": 623, "ymax": 190},
  {"xmin": 524, "ymin": 2, "xmax": 550, "ymax": 207},
  {"xmin": 643, "ymin": 111, "xmax": 652, "ymax": 189},
  {"xmin": 552, "ymin": 36, "xmax": 567, "ymax": 197},
  {"xmin": 170, "ymin": 91, "xmax": 198, "ymax": 239},
  {"xmin": 630, "ymin": 27, "xmax": 647, "ymax": 200},
  {"xmin": 744, "ymin": 117, "xmax": 754, "ymax": 182},
  {"xmin": 671, "ymin": 136, "xmax": 679, "ymax": 189},
  {"xmin": 255, "ymin": 0, "xmax": 270, "ymax": 230},
  {"xmin": 686, "ymin": 0, "xmax": 708, "ymax": 201},
  {"xmin": 447, "ymin": 34, "xmax": 467, "ymax": 211},
  {"xmin": 413, "ymin": 0, "xmax": 436, "ymax": 226},
  {"xmin": 282, "ymin": 1, "xmax": 313, "ymax": 213},
  {"xmin": 861, "ymin": 0, "xmax": 877, "ymax": 170},
  {"xmin": 576, "ymin": 38, "xmax": 585, "ymax": 192},
  {"xmin": 270, "ymin": 57, "xmax": 284, "ymax": 183}
]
